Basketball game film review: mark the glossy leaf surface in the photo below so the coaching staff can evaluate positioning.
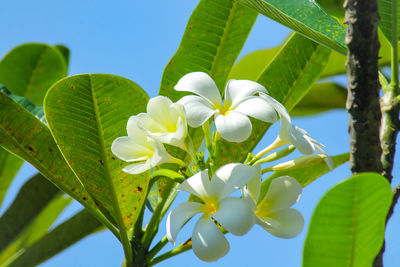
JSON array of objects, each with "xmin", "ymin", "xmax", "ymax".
[
  {"xmin": 303, "ymin": 173, "xmax": 392, "ymax": 267},
  {"xmin": 236, "ymin": 0, "xmax": 346, "ymax": 54}
]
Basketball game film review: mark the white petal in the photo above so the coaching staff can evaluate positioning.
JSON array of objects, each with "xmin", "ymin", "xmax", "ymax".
[
  {"xmin": 234, "ymin": 97, "xmax": 277, "ymax": 123},
  {"xmin": 175, "ymin": 72, "xmax": 222, "ymax": 106},
  {"xmin": 225, "ymin": 79, "xmax": 267, "ymax": 107},
  {"xmin": 126, "ymin": 116, "xmax": 149, "ymax": 143},
  {"xmin": 178, "ymin": 95, "xmax": 216, "ymax": 127},
  {"xmin": 136, "ymin": 113, "xmax": 166, "ymax": 133},
  {"xmin": 210, "ymin": 163, "xmax": 260, "ymax": 199},
  {"xmin": 215, "ymin": 111, "xmax": 252, "ymax": 142},
  {"xmin": 212, "ymin": 197, "xmax": 255, "ymax": 236},
  {"xmin": 258, "ymin": 176, "xmax": 302, "ymax": 213},
  {"xmin": 192, "ymin": 216, "xmax": 230, "ymax": 262},
  {"xmin": 315, "ymin": 146, "xmax": 334, "ymax": 170},
  {"xmin": 166, "ymin": 202, "xmax": 203, "ymax": 244},
  {"xmin": 259, "ymin": 93, "xmax": 291, "ymax": 130},
  {"xmin": 257, "ymin": 208, "xmax": 304, "ymax": 238},
  {"xmin": 122, "ymin": 160, "xmax": 152, "ymax": 174},
  {"xmin": 243, "ymin": 164, "xmax": 262, "ymax": 203},
  {"xmin": 148, "ymin": 138, "xmax": 172, "ymax": 166},
  {"xmin": 288, "ymin": 125, "xmax": 315, "ymax": 154},
  {"xmin": 111, "ymin": 137, "xmax": 151, "ymax": 162},
  {"xmin": 147, "ymin": 96, "xmax": 177, "ymax": 129},
  {"xmin": 178, "ymin": 170, "xmax": 211, "ymax": 199}
]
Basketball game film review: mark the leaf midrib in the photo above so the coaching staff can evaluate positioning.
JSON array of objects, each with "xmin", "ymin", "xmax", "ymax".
[
  {"xmin": 87, "ymin": 75, "xmax": 127, "ymax": 234},
  {"xmin": 209, "ymin": 0, "xmax": 237, "ymax": 89}
]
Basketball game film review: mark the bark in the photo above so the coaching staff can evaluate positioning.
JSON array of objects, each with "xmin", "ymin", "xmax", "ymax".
[{"xmin": 344, "ymin": 0, "xmax": 383, "ymax": 174}]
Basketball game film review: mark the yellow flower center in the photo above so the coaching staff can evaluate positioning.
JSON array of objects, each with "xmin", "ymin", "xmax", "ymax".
[
  {"xmin": 199, "ymin": 197, "xmax": 219, "ymax": 215},
  {"xmin": 215, "ymin": 101, "xmax": 232, "ymax": 116}
]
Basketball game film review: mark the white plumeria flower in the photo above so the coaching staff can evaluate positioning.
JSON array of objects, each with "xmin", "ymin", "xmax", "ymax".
[
  {"xmin": 174, "ymin": 72, "xmax": 277, "ymax": 142},
  {"xmin": 111, "ymin": 116, "xmax": 178, "ymax": 174},
  {"xmin": 244, "ymin": 167, "xmax": 304, "ymax": 238},
  {"xmin": 166, "ymin": 163, "xmax": 258, "ymax": 262},
  {"xmin": 135, "ymin": 96, "xmax": 187, "ymax": 149},
  {"xmin": 260, "ymin": 93, "xmax": 333, "ymax": 169}
]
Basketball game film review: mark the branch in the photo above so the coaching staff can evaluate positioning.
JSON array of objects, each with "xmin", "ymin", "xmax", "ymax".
[{"xmin": 344, "ymin": 0, "xmax": 383, "ymax": 174}]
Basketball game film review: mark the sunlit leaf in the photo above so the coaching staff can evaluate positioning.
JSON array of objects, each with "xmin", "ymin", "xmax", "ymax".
[
  {"xmin": 8, "ymin": 209, "xmax": 104, "ymax": 267},
  {"xmin": 159, "ymin": 0, "xmax": 257, "ymax": 100},
  {"xmin": 0, "ymin": 43, "xmax": 67, "ymax": 105},
  {"xmin": 303, "ymin": 173, "xmax": 392, "ymax": 267},
  {"xmin": 45, "ymin": 74, "xmax": 150, "ymax": 235},
  {"xmin": 236, "ymin": 0, "xmax": 346, "ymax": 54},
  {"xmin": 0, "ymin": 92, "xmax": 100, "ymax": 218}
]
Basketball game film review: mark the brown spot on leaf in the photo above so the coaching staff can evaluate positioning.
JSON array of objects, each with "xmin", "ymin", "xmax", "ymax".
[
  {"xmin": 137, "ymin": 186, "xmax": 143, "ymax": 192},
  {"xmin": 99, "ymin": 159, "xmax": 104, "ymax": 166}
]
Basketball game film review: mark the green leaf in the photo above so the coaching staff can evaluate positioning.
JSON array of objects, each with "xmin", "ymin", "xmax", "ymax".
[
  {"xmin": 290, "ymin": 83, "xmax": 347, "ymax": 116},
  {"xmin": 315, "ymin": 0, "xmax": 344, "ymax": 18},
  {"xmin": 229, "ymin": 30, "xmax": 394, "ymax": 81},
  {"xmin": 54, "ymin": 44, "xmax": 70, "ymax": 66},
  {"xmin": 218, "ymin": 33, "xmax": 331, "ymax": 166},
  {"xmin": 0, "ymin": 43, "xmax": 68, "ymax": 105},
  {"xmin": 0, "ymin": 174, "xmax": 61, "ymax": 253},
  {"xmin": 44, "ymin": 74, "xmax": 150, "ymax": 235},
  {"xmin": 0, "ymin": 147, "xmax": 23, "ymax": 206},
  {"xmin": 260, "ymin": 153, "xmax": 349, "ymax": 200},
  {"xmin": 303, "ymin": 173, "xmax": 392, "ymax": 267},
  {"xmin": 379, "ymin": 0, "xmax": 400, "ymax": 42},
  {"xmin": 0, "ymin": 91, "xmax": 100, "ymax": 218},
  {"xmin": 8, "ymin": 209, "xmax": 104, "ymax": 267},
  {"xmin": 0, "ymin": 85, "xmax": 44, "ymax": 121},
  {"xmin": 159, "ymin": 0, "xmax": 258, "ymax": 100},
  {"xmin": 236, "ymin": 0, "xmax": 346, "ymax": 54},
  {"xmin": 228, "ymin": 46, "xmax": 281, "ymax": 81},
  {"xmin": 0, "ymin": 195, "xmax": 71, "ymax": 266}
]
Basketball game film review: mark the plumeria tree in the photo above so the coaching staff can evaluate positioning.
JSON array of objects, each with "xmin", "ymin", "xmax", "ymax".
[{"xmin": 0, "ymin": 0, "xmax": 398, "ymax": 267}]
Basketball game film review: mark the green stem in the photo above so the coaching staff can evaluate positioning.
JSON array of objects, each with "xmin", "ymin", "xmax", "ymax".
[
  {"xmin": 149, "ymin": 239, "xmax": 192, "ymax": 266},
  {"xmin": 146, "ymin": 235, "xmax": 169, "ymax": 261},
  {"xmin": 92, "ymin": 209, "xmax": 121, "ymax": 241},
  {"xmin": 251, "ymin": 138, "xmax": 286, "ymax": 165},
  {"xmin": 141, "ymin": 180, "xmax": 176, "ymax": 250},
  {"xmin": 202, "ymin": 121, "xmax": 212, "ymax": 153},
  {"xmin": 253, "ymin": 145, "xmax": 296, "ymax": 165},
  {"xmin": 380, "ymin": 0, "xmax": 400, "ymax": 182}
]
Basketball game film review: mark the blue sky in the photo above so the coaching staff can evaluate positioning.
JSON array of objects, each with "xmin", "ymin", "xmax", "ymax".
[{"xmin": 0, "ymin": 1, "xmax": 399, "ymax": 266}]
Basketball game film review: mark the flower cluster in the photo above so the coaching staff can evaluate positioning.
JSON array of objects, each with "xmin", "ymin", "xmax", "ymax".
[{"xmin": 111, "ymin": 72, "xmax": 332, "ymax": 262}]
